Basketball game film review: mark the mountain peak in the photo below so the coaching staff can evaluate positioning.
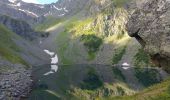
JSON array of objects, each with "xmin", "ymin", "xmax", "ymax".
[{"xmin": 8, "ymin": 0, "xmax": 21, "ymax": 3}]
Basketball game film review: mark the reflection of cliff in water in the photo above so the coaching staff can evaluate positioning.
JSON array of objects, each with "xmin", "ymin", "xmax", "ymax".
[{"xmin": 29, "ymin": 64, "xmax": 169, "ymax": 99}]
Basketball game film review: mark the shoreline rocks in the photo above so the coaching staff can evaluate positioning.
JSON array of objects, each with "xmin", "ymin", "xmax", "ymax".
[{"xmin": 0, "ymin": 59, "xmax": 32, "ymax": 100}]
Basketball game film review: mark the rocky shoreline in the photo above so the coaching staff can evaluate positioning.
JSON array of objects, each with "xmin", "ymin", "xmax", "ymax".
[{"xmin": 0, "ymin": 58, "xmax": 32, "ymax": 100}]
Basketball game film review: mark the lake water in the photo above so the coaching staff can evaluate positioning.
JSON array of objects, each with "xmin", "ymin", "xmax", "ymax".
[{"xmin": 28, "ymin": 64, "xmax": 167, "ymax": 100}]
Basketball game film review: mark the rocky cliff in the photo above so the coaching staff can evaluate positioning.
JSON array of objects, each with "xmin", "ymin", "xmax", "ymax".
[
  {"xmin": 126, "ymin": 0, "xmax": 170, "ymax": 72},
  {"xmin": 0, "ymin": 15, "xmax": 48, "ymax": 40}
]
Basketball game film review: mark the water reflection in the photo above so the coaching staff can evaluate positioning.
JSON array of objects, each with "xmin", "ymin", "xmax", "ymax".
[{"xmin": 44, "ymin": 65, "xmax": 58, "ymax": 76}]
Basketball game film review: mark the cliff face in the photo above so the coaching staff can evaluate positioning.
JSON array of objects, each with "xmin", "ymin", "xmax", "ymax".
[
  {"xmin": 0, "ymin": 15, "xmax": 48, "ymax": 40},
  {"xmin": 126, "ymin": 0, "xmax": 170, "ymax": 72}
]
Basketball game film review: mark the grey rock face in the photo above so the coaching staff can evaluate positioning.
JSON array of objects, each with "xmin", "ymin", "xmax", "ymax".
[
  {"xmin": 0, "ymin": 15, "xmax": 48, "ymax": 40},
  {"xmin": 126, "ymin": 0, "xmax": 170, "ymax": 72},
  {"xmin": 0, "ymin": 0, "xmax": 91, "ymax": 25}
]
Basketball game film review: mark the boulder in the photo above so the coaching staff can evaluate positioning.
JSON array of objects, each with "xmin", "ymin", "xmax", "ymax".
[{"xmin": 126, "ymin": 0, "xmax": 170, "ymax": 72}]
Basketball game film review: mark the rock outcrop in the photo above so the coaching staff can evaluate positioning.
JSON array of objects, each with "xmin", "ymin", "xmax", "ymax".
[
  {"xmin": 0, "ymin": 57, "xmax": 32, "ymax": 100},
  {"xmin": 126, "ymin": 0, "xmax": 170, "ymax": 72},
  {"xmin": 0, "ymin": 15, "xmax": 49, "ymax": 40}
]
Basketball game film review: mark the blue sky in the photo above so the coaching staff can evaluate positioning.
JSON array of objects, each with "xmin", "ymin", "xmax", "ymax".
[{"xmin": 22, "ymin": 0, "xmax": 58, "ymax": 4}]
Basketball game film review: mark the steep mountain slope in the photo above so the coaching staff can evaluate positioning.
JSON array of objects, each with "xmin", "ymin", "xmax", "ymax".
[
  {"xmin": 0, "ymin": 21, "xmax": 50, "ymax": 99},
  {"xmin": 0, "ymin": 0, "xmax": 91, "ymax": 25},
  {"xmin": 0, "ymin": 15, "xmax": 49, "ymax": 40},
  {"xmin": 39, "ymin": 0, "xmax": 141, "ymax": 66},
  {"xmin": 0, "ymin": 24, "xmax": 32, "ymax": 99}
]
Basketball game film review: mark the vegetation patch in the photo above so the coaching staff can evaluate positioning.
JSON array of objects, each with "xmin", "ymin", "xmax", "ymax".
[
  {"xmin": 112, "ymin": 46, "xmax": 126, "ymax": 64},
  {"xmin": 112, "ymin": 0, "xmax": 132, "ymax": 7},
  {"xmin": 116, "ymin": 86, "xmax": 125, "ymax": 96},
  {"xmin": 29, "ymin": 89, "xmax": 60, "ymax": 100},
  {"xmin": 80, "ymin": 34, "xmax": 103, "ymax": 60},
  {"xmin": 112, "ymin": 67, "xmax": 125, "ymax": 82},
  {"xmin": 105, "ymin": 78, "xmax": 170, "ymax": 100},
  {"xmin": 35, "ymin": 16, "xmax": 63, "ymax": 31},
  {"xmin": 0, "ymin": 24, "xmax": 29, "ymax": 67},
  {"xmin": 81, "ymin": 67, "xmax": 103, "ymax": 90},
  {"xmin": 134, "ymin": 68, "xmax": 161, "ymax": 87},
  {"xmin": 133, "ymin": 49, "xmax": 150, "ymax": 68}
]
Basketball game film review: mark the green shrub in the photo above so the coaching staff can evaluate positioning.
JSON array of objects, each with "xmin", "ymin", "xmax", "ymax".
[
  {"xmin": 168, "ymin": 85, "xmax": 170, "ymax": 94},
  {"xmin": 116, "ymin": 86, "xmax": 125, "ymax": 96},
  {"xmin": 81, "ymin": 68, "xmax": 103, "ymax": 90},
  {"xmin": 135, "ymin": 68, "xmax": 160, "ymax": 87},
  {"xmin": 80, "ymin": 34, "xmax": 103, "ymax": 60},
  {"xmin": 112, "ymin": 67, "xmax": 125, "ymax": 82},
  {"xmin": 133, "ymin": 49, "xmax": 150, "ymax": 68}
]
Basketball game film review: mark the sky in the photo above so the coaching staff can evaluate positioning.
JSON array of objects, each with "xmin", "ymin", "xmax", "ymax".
[{"xmin": 22, "ymin": 0, "xmax": 58, "ymax": 4}]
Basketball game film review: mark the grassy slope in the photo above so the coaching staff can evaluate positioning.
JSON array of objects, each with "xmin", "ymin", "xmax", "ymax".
[
  {"xmin": 35, "ymin": 16, "xmax": 63, "ymax": 32},
  {"xmin": 54, "ymin": 16, "xmax": 130, "ymax": 64},
  {"xmin": 0, "ymin": 24, "xmax": 28, "ymax": 67},
  {"xmin": 103, "ymin": 78, "xmax": 170, "ymax": 100}
]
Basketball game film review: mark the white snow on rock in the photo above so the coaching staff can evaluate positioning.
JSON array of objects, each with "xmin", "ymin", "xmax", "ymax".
[
  {"xmin": 122, "ymin": 62, "xmax": 130, "ymax": 66},
  {"xmin": 43, "ymin": 49, "xmax": 59, "ymax": 76},
  {"xmin": 18, "ymin": 8, "xmax": 39, "ymax": 17},
  {"xmin": 51, "ymin": 65, "xmax": 58, "ymax": 72},
  {"xmin": 51, "ymin": 54, "xmax": 58, "ymax": 64}
]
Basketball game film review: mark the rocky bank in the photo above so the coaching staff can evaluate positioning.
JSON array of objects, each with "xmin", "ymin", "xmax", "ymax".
[{"xmin": 0, "ymin": 57, "xmax": 32, "ymax": 100}]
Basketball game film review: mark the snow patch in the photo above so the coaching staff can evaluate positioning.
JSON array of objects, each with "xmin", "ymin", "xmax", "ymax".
[
  {"xmin": 43, "ymin": 49, "xmax": 59, "ymax": 76},
  {"xmin": 8, "ymin": 0, "xmax": 17, "ymax": 3},
  {"xmin": 51, "ymin": 54, "xmax": 58, "ymax": 64},
  {"xmin": 53, "ymin": 5, "xmax": 62, "ymax": 10},
  {"xmin": 44, "ymin": 49, "xmax": 55, "ymax": 57},
  {"xmin": 122, "ymin": 62, "xmax": 130, "ymax": 66},
  {"xmin": 18, "ymin": 9, "xmax": 38, "ymax": 17}
]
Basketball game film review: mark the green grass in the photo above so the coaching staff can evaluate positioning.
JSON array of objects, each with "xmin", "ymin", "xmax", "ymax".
[
  {"xmin": 29, "ymin": 89, "xmax": 61, "ymax": 100},
  {"xmin": 56, "ymin": 30, "xmax": 73, "ymax": 64},
  {"xmin": 134, "ymin": 68, "xmax": 161, "ymax": 87},
  {"xmin": 0, "ymin": 24, "xmax": 29, "ymax": 67},
  {"xmin": 104, "ymin": 78, "xmax": 170, "ymax": 100},
  {"xmin": 55, "ymin": 18, "xmax": 102, "ymax": 63},
  {"xmin": 112, "ymin": 46, "xmax": 126, "ymax": 64},
  {"xmin": 35, "ymin": 16, "xmax": 63, "ymax": 31},
  {"xmin": 133, "ymin": 49, "xmax": 150, "ymax": 68}
]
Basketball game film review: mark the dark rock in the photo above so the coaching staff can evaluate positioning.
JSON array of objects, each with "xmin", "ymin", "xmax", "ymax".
[{"xmin": 126, "ymin": 0, "xmax": 170, "ymax": 72}]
